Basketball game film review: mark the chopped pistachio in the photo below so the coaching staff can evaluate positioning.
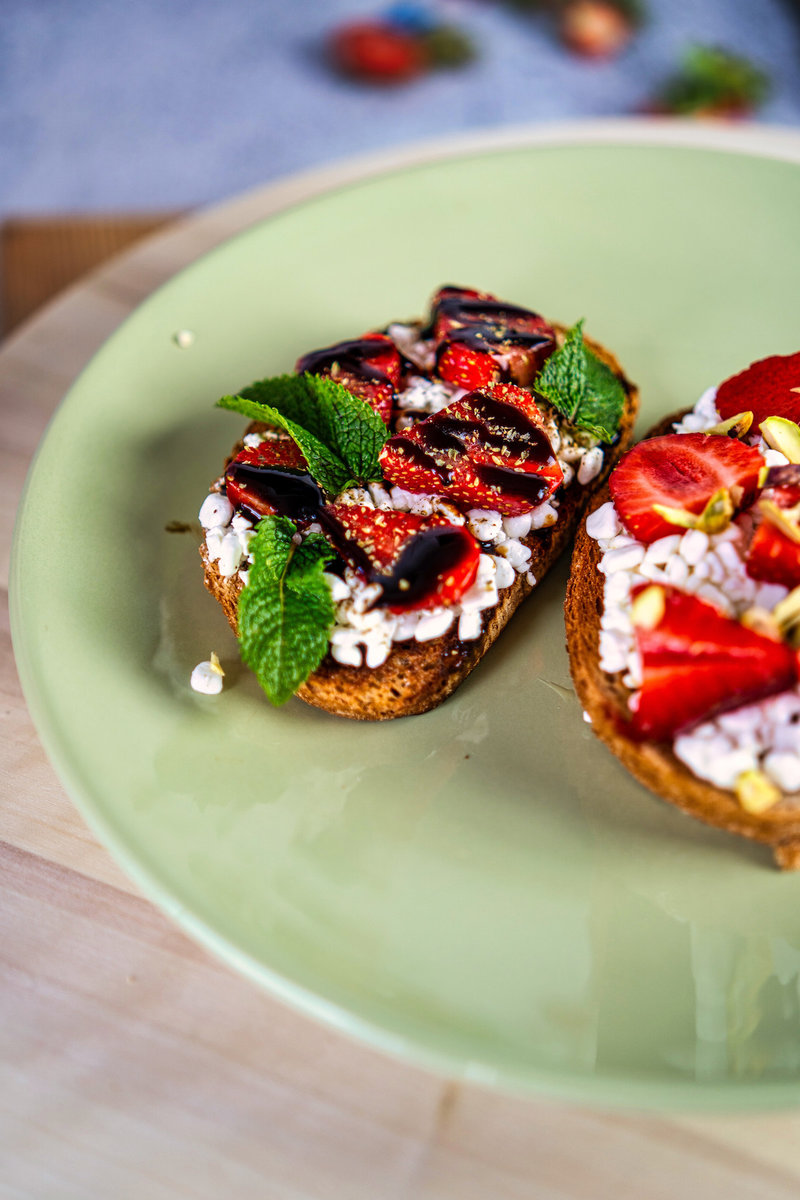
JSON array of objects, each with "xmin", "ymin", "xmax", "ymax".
[
  {"xmin": 735, "ymin": 769, "xmax": 781, "ymax": 815},
  {"xmin": 758, "ymin": 499, "xmax": 800, "ymax": 544},
  {"xmin": 759, "ymin": 416, "xmax": 800, "ymax": 464},
  {"xmin": 706, "ymin": 410, "xmax": 753, "ymax": 439},
  {"xmin": 740, "ymin": 606, "xmax": 782, "ymax": 641},
  {"xmin": 652, "ymin": 487, "xmax": 734, "ymax": 535},
  {"xmin": 631, "ymin": 585, "xmax": 666, "ymax": 630}
]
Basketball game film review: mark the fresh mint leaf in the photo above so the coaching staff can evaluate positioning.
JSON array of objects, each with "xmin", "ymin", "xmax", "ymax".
[
  {"xmin": 238, "ymin": 516, "xmax": 336, "ymax": 706},
  {"xmin": 218, "ymin": 394, "xmax": 352, "ymax": 494},
  {"xmin": 536, "ymin": 320, "xmax": 587, "ymax": 423},
  {"xmin": 535, "ymin": 321, "xmax": 625, "ymax": 443},
  {"xmin": 579, "ymin": 352, "xmax": 627, "ymax": 443},
  {"xmin": 218, "ymin": 372, "xmax": 388, "ymax": 488}
]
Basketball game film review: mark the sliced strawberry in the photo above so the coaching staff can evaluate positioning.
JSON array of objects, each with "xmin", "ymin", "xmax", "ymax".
[
  {"xmin": 296, "ymin": 332, "xmax": 400, "ymax": 424},
  {"xmin": 323, "ymin": 503, "xmax": 479, "ymax": 612},
  {"xmin": 380, "ymin": 382, "xmax": 563, "ymax": 517},
  {"xmin": 609, "ymin": 433, "xmax": 764, "ymax": 544},
  {"xmin": 630, "ymin": 586, "xmax": 798, "ymax": 741},
  {"xmin": 715, "ymin": 351, "xmax": 800, "ymax": 427},
  {"xmin": 437, "ymin": 341, "xmax": 499, "ymax": 390},
  {"xmin": 746, "ymin": 520, "xmax": 800, "ymax": 589},
  {"xmin": 430, "ymin": 286, "xmax": 556, "ymax": 388},
  {"xmin": 224, "ymin": 440, "xmax": 323, "ymax": 521},
  {"xmin": 746, "ymin": 481, "xmax": 800, "ymax": 589}
]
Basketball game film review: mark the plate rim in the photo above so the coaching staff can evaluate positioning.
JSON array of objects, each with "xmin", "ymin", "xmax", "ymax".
[{"xmin": 10, "ymin": 118, "xmax": 800, "ymax": 1113}]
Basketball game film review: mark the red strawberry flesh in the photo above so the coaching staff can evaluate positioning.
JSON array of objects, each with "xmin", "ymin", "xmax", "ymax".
[
  {"xmin": 430, "ymin": 286, "xmax": 556, "ymax": 388},
  {"xmin": 324, "ymin": 503, "xmax": 479, "ymax": 612},
  {"xmin": 225, "ymin": 440, "xmax": 323, "ymax": 521},
  {"xmin": 715, "ymin": 351, "xmax": 800, "ymax": 427},
  {"xmin": 296, "ymin": 332, "xmax": 399, "ymax": 424},
  {"xmin": 745, "ymin": 482, "xmax": 800, "ymax": 588},
  {"xmin": 609, "ymin": 433, "xmax": 764, "ymax": 544},
  {"xmin": 380, "ymin": 382, "xmax": 563, "ymax": 517},
  {"xmin": 630, "ymin": 586, "xmax": 798, "ymax": 741},
  {"xmin": 746, "ymin": 520, "xmax": 800, "ymax": 589}
]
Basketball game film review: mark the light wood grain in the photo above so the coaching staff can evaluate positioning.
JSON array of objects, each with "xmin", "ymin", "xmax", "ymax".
[
  {"xmin": 4, "ymin": 122, "xmax": 800, "ymax": 1199},
  {"xmin": 0, "ymin": 214, "xmax": 182, "ymax": 334}
]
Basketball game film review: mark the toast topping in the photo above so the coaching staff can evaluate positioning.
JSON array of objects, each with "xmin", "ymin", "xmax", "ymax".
[
  {"xmin": 431, "ymin": 286, "xmax": 557, "ymax": 389},
  {"xmin": 589, "ymin": 352, "xmax": 800, "ymax": 807},
  {"xmin": 380, "ymin": 383, "xmax": 564, "ymax": 516},
  {"xmin": 295, "ymin": 332, "xmax": 400, "ymax": 425},
  {"xmin": 200, "ymin": 285, "xmax": 632, "ymax": 704},
  {"xmin": 322, "ymin": 503, "xmax": 480, "ymax": 612}
]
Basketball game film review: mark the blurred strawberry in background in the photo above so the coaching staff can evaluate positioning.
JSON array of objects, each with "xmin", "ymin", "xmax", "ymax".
[{"xmin": 328, "ymin": 3, "xmax": 477, "ymax": 84}]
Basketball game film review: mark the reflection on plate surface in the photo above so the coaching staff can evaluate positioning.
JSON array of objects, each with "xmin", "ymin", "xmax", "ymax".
[{"xmin": 12, "ymin": 131, "xmax": 800, "ymax": 1109}]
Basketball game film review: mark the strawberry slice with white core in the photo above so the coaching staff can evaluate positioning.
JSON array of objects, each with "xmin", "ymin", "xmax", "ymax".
[
  {"xmin": 380, "ymin": 382, "xmax": 563, "ymax": 517},
  {"xmin": 609, "ymin": 433, "xmax": 764, "ymax": 544},
  {"xmin": 715, "ymin": 351, "xmax": 800, "ymax": 428},
  {"xmin": 630, "ymin": 585, "xmax": 799, "ymax": 741},
  {"xmin": 323, "ymin": 503, "xmax": 480, "ymax": 613}
]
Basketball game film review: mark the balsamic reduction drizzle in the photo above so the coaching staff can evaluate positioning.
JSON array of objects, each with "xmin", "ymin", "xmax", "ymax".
[
  {"xmin": 224, "ymin": 462, "xmax": 325, "ymax": 523},
  {"xmin": 223, "ymin": 461, "xmax": 469, "ymax": 610},
  {"xmin": 428, "ymin": 290, "xmax": 556, "ymax": 384},
  {"xmin": 385, "ymin": 391, "xmax": 557, "ymax": 489},
  {"xmin": 296, "ymin": 337, "xmax": 390, "ymax": 384}
]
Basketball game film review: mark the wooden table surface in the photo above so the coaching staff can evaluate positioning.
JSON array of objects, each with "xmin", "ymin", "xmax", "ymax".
[{"xmin": 4, "ymin": 124, "xmax": 800, "ymax": 1199}]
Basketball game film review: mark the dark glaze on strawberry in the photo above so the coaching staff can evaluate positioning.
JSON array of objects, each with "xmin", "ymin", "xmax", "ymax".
[
  {"xmin": 320, "ymin": 512, "xmax": 475, "ymax": 610},
  {"xmin": 473, "ymin": 464, "xmax": 550, "ymax": 505},
  {"xmin": 224, "ymin": 460, "xmax": 325, "ymax": 523},
  {"xmin": 431, "ymin": 289, "xmax": 555, "ymax": 371},
  {"xmin": 389, "ymin": 391, "xmax": 558, "ymax": 488},
  {"xmin": 224, "ymin": 460, "xmax": 477, "ymax": 611},
  {"xmin": 296, "ymin": 338, "xmax": 393, "ymax": 384},
  {"xmin": 371, "ymin": 527, "xmax": 475, "ymax": 609}
]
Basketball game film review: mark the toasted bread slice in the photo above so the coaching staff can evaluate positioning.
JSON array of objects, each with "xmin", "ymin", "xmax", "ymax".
[
  {"xmin": 565, "ymin": 412, "xmax": 800, "ymax": 869},
  {"xmin": 203, "ymin": 330, "xmax": 638, "ymax": 720}
]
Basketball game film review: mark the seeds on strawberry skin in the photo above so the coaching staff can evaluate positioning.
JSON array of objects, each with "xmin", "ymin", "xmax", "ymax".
[
  {"xmin": 324, "ymin": 503, "xmax": 479, "ymax": 612},
  {"xmin": 715, "ymin": 351, "xmax": 800, "ymax": 428}
]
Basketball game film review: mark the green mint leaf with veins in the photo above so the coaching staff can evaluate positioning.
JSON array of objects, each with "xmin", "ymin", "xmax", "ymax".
[
  {"xmin": 218, "ymin": 393, "xmax": 352, "ymax": 494},
  {"xmin": 238, "ymin": 516, "xmax": 336, "ymax": 706},
  {"xmin": 534, "ymin": 321, "xmax": 625, "ymax": 443},
  {"xmin": 218, "ymin": 373, "xmax": 388, "ymax": 491}
]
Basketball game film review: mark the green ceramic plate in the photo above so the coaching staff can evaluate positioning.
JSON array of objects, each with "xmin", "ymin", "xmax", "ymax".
[{"xmin": 12, "ymin": 128, "xmax": 800, "ymax": 1111}]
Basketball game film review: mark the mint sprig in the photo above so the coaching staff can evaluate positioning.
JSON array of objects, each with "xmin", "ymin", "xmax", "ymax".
[
  {"xmin": 238, "ymin": 516, "xmax": 336, "ymax": 705},
  {"xmin": 218, "ymin": 373, "xmax": 389, "ymax": 493},
  {"xmin": 534, "ymin": 321, "xmax": 625, "ymax": 443}
]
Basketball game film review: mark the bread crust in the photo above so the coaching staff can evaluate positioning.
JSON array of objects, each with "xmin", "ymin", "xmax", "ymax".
[
  {"xmin": 565, "ymin": 411, "xmax": 800, "ymax": 869},
  {"xmin": 201, "ymin": 331, "xmax": 638, "ymax": 720}
]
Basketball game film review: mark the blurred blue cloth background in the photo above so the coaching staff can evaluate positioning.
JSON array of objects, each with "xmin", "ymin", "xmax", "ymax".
[{"xmin": 1, "ymin": 0, "xmax": 799, "ymax": 220}]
